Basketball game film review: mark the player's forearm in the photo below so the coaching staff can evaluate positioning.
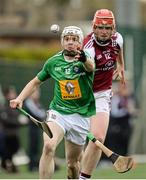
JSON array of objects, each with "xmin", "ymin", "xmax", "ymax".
[
  {"xmin": 77, "ymin": 50, "xmax": 95, "ymax": 72},
  {"xmin": 117, "ymin": 59, "xmax": 124, "ymax": 70},
  {"xmin": 83, "ymin": 57, "xmax": 95, "ymax": 72},
  {"xmin": 17, "ymin": 77, "xmax": 41, "ymax": 102},
  {"xmin": 117, "ymin": 48, "xmax": 125, "ymax": 69}
]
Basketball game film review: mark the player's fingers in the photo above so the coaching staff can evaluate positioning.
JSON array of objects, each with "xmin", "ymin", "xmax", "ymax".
[
  {"xmin": 75, "ymin": 54, "xmax": 80, "ymax": 60},
  {"xmin": 10, "ymin": 100, "xmax": 22, "ymax": 109},
  {"xmin": 9, "ymin": 100, "xmax": 17, "ymax": 108},
  {"xmin": 121, "ymin": 72, "xmax": 126, "ymax": 85},
  {"xmin": 120, "ymin": 76, "xmax": 126, "ymax": 85},
  {"xmin": 112, "ymin": 74, "xmax": 118, "ymax": 80},
  {"xmin": 113, "ymin": 69, "xmax": 118, "ymax": 75}
]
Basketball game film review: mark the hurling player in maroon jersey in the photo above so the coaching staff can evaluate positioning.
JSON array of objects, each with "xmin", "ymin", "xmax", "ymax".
[{"xmin": 79, "ymin": 9, "xmax": 125, "ymax": 179}]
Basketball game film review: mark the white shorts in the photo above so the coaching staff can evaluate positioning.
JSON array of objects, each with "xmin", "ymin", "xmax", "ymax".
[
  {"xmin": 94, "ymin": 89, "xmax": 112, "ymax": 114},
  {"xmin": 46, "ymin": 109, "xmax": 90, "ymax": 145}
]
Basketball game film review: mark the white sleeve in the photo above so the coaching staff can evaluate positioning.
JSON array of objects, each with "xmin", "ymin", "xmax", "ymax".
[
  {"xmin": 84, "ymin": 49, "xmax": 95, "ymax": 70},
  {"xmin": 116, "ymin": 32, "xmax": 123, "ymax": 49},
  {"xmin": 83, "ymin": 47, "xmax": 95, "ymax": 60}
]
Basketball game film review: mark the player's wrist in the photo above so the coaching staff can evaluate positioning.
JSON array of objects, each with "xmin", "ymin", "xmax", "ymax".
[{"xmin": 78, "ymin": 50, "xmax": 87, "ymax": 63}]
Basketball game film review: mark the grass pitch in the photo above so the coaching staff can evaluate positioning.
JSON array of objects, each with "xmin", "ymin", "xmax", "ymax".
[{"xmin": 0, "ymin": 162, "xmax": 145, "ymax": 179}]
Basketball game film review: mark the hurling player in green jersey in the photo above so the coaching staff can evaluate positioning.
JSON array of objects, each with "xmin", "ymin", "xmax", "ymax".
[{"xmin": 10, "ymin": 26, "xmax": 95, "ymax": 179}]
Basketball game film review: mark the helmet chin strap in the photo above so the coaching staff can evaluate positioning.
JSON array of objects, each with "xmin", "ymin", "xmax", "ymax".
[{"xmin": 63, "ymin": 49, "xmax": 78, "ymax": 57}]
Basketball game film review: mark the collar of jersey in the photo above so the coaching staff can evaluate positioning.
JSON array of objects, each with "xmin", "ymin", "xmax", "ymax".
[
  {"xmin": 63, "ymin": 54, "xmax": 76, "ymax": 63},
  {"xmin": 92, "ymin": 33, "xmax": 110, "ymax": 46}
]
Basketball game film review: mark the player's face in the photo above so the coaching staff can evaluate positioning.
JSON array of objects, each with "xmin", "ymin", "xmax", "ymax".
[
  {"xmin": 93, "ymin": 24, "xmax": 113, "ymax": 42},
  {"xmin": 63, "ymin": 35, "xmax": 81, "ymax": 51}
]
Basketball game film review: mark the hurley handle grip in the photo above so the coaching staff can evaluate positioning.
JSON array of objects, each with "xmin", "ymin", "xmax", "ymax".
[
  {"xmin": 87, "ymin": 132, "xmax": 113, "ymax": 157},
  {"xmin": 17, "ymin": 107, "xmax": 28, "ymax": 116},
  {"xmin": 87, "ymin": 132, "xmax": 97, "ymax": 142}
]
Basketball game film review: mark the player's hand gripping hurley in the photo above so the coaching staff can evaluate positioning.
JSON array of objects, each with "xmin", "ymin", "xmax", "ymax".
[
  {"xmin": 17, "ymin": 107, "xmax": 53, "ymax": 138},
  {"xmin": 87, "ymin": 133, "xmax": 135, "ymax": 173}
]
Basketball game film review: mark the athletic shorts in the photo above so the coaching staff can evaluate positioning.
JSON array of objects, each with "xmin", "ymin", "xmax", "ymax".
[
  {"xmin": 46, "ymin": 109, "xmax": 90, "ymax": 146},
  {"xmin": 94, "ymin": 89, "xmax": 112, "ymax": 114}
]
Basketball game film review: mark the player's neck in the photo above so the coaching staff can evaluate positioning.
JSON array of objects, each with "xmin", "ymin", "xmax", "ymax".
[{"xmin": 64, "ymin": 55, "xmax": 75, "ymax": 62}]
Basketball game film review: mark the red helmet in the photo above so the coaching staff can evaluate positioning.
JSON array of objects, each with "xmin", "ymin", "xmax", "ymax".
[{"xmin": 93, "ymin": 9, "xmax": 115, "ymax": 28}]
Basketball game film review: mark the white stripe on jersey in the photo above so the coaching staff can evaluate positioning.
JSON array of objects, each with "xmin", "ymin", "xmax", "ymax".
[
  {"xmin": 84, "ymin": 34, "xmax": 94, "ymax": 48},
  {"xmin": 84, "ymin": 34, "xmax": 95, "ymax": 59},
  {"xmin": 84, "ymin": 39, "xmax": 94, "ymax": 48}
]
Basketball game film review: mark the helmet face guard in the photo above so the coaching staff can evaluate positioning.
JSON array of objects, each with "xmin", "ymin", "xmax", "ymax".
[
  {"xmin": 93, "ymin": 9, "xmax": 115, "ymax": 29},
  {"xmin": 61, "ymin": 26, "xmax": 84, "ymax": 45}
]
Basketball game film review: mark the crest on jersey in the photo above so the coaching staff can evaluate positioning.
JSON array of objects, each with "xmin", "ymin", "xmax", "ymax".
[{"xmin": 73, "ymin": 66, "xmax": 80, "ymax": 73}]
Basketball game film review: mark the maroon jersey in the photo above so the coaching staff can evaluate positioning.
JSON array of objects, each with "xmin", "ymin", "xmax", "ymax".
[{"xmin": 83, "ymin": 32, "xmax": 123, "ymax": 92}]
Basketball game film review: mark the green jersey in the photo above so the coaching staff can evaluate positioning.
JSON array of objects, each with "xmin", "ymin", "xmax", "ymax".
[{"xmin": 37, "ymin": 51, "xmax": 95, "ymax": 117}]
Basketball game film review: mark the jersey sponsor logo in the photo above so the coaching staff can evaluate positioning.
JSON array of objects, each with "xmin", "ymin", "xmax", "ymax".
[
  {"xmin": 96, "ymin": 60, "xmax": 114, "ymax": 71},
  {"xmin": 59, "ymin": 79, "xmax": 81, "ymax": 99},
  {"xmin": 105, "ymin": 60, "xmax": 114, "ymax": 67}
]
